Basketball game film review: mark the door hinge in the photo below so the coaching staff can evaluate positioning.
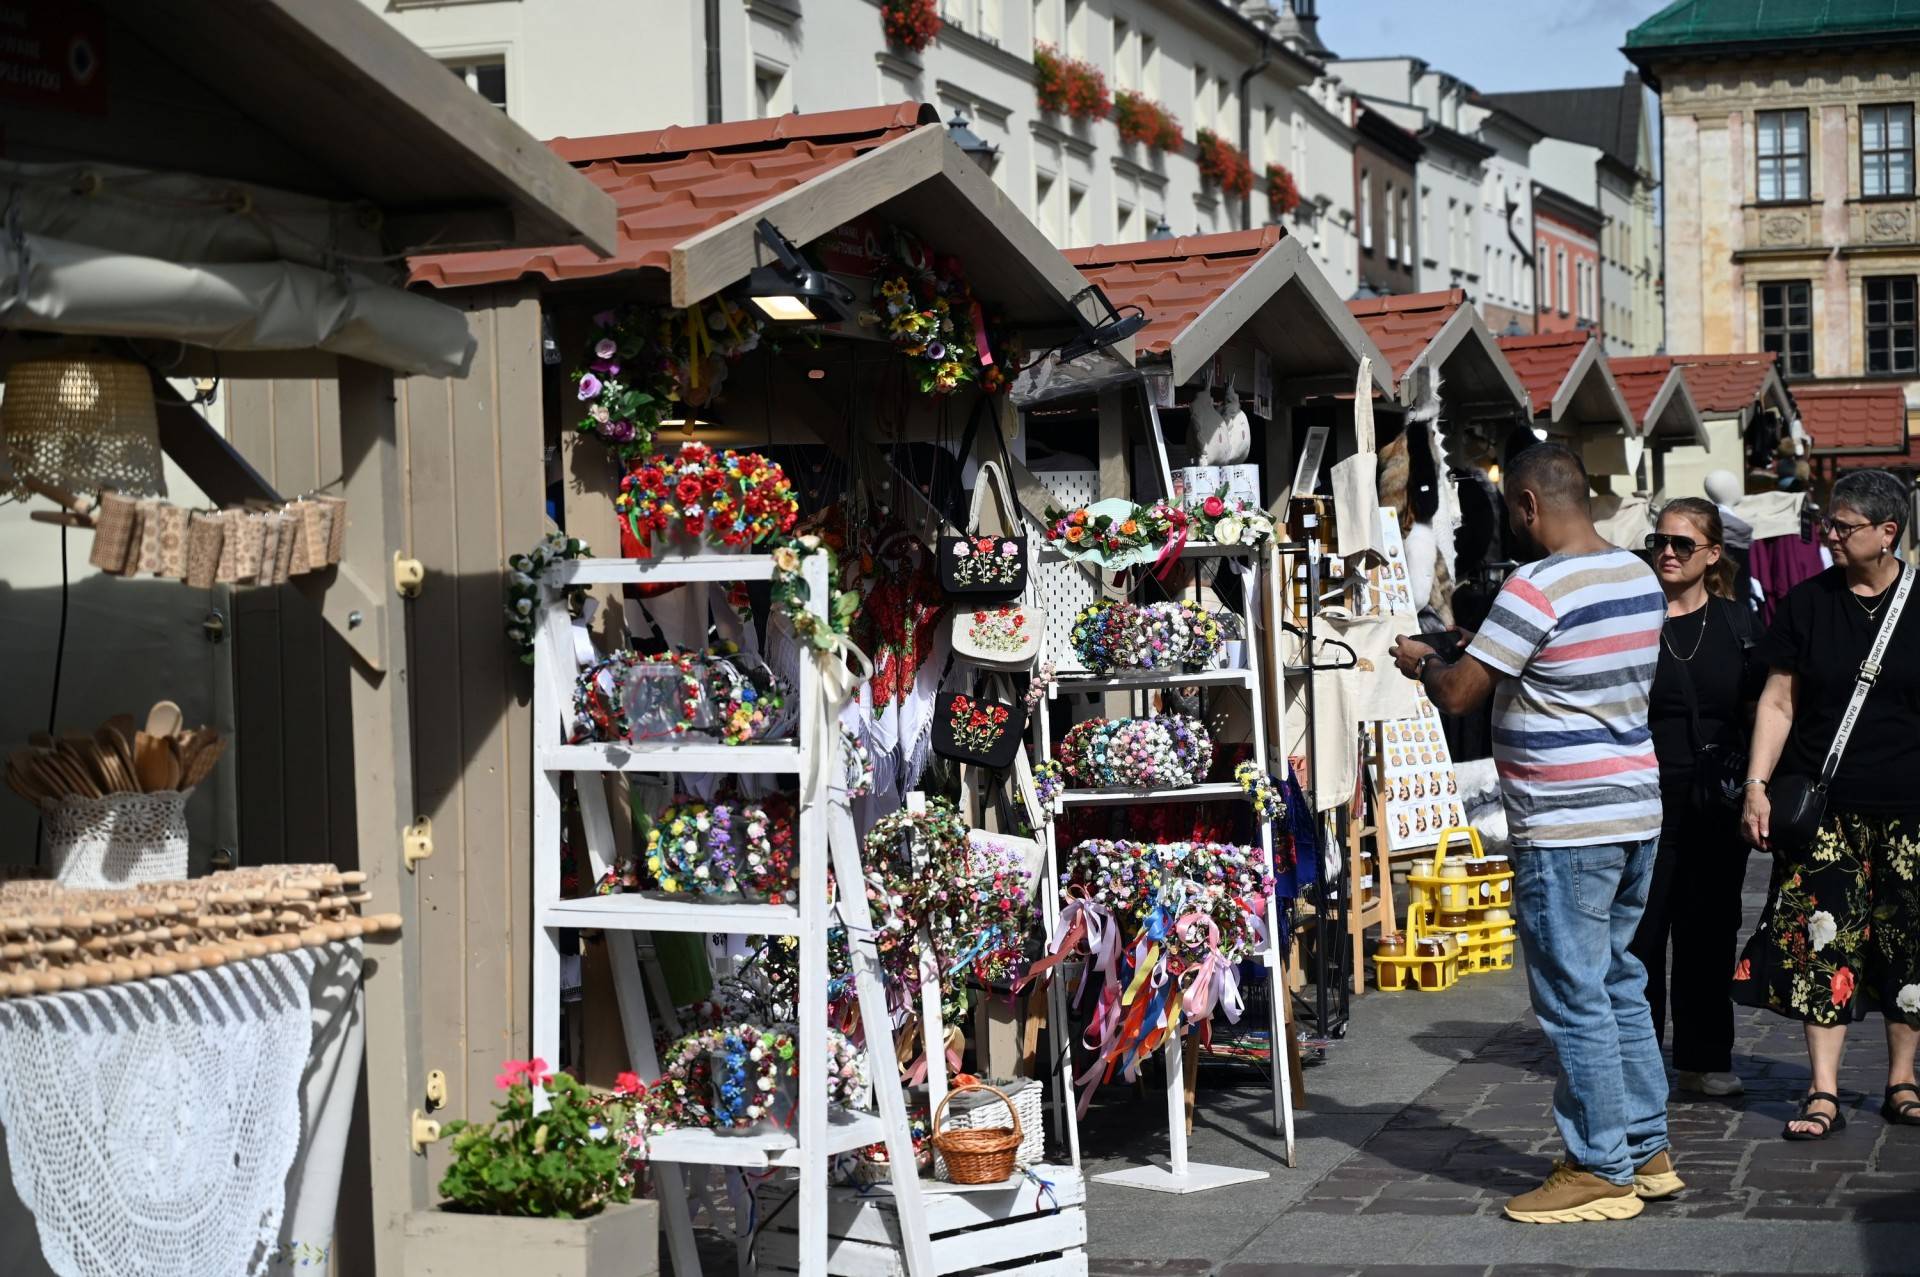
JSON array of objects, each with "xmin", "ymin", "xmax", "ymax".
[
  {"xmin": 404, "ymin": 817, "xmax": 434, "ymax": 872},
  {"xmin": 410, "ymin": 1109, "xmax": 442, "ymax": 1155},
  {"xmin": 393, "ymin": 551, "xmax": 426, "ymax": 599}
]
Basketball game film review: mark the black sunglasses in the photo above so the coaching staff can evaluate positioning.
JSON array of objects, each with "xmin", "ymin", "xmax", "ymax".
[{"xmin": 1644, "ymin": 532, "xmax": 1707, "ymax": 559}]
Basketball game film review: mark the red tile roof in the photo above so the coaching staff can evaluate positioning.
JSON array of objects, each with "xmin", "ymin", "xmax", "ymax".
[
  {"xmin": 1796, "ymin": 384, "xmax": 1911, "ymax": 455},
  {"xmin": 1607, "ymin": 355, "xmax": 1676, "ymax": 425},
  {"xmin": 1835, "ymin": 434, "xmax": 1920, "ymax": 469},
  {"xmin": 1496, "ymin": 331, "xmax": 1594, "ymax": 416},
  {"xmin": 1668, "ymin": 352, "xmax": 1780, "ymax": 415},
  {"xmin": 1346, "ymin": 289, "xmax": 1469, "ymax": 384},
  {"xmin": 1062, "ymin": 227, "xmax": 1287, "ymax": 360},
  {"xmin": 409, "ymin": 103, "xmax": 937, "ymax": 289}
]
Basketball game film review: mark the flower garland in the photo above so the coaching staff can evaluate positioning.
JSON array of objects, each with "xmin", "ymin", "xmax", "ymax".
[
  {"xmin": 741, "ymin": 795, "xmax": 798, "ymax": 905},
  {"xmin": 709, "ymin": 1023, "xmax": 797, "ymax": 1130},
  {"xmin": 705, "ymin": 655, "xmax": 792, "ymax": 745},
  {"xmin": 1044, "ymin": 500, "xmax": 1187, "ymax": 562},
  {"xmin": 1196, "ymin": 129, "xmax": 1255, "ymax": 199},
  {"xmin": 645, "ymin": 801, "xmax": 719, "ymax": 896},
  {"xmin": 504, "ymin": 532, "xmax": 590, "ymax": 665},
  {"xmin": 770, "ymin": 534, "xmax": 863, "ymax": 652},
  {"xmin": 1057, "ymin": 714, "xmax": 1213, "ymax": 789},
  {"xmin": 569, "ymin": 650, "xmax": 705, "ymax": 744},
  {"xmin": 616, "ymin": 442, "xmax": 799, "ymax": 556},
  {"xmin": 1113, "ymin": 90, "xmax": 1184, "ymax": 152},
  {"xmin": 1032, "ymin": 759, "xmax": 1066, "ymax": 808},
  {"xmin": 1067, "ymin": 600, "xmax": 1223, "ymax": 673},
  {"xmin": 1034, "ymin": 44, "xmax": 1111, "ymax": 121},
  {"xmin": 634, "ymin": 1023, "xmax": 867, "ymax": 1141},
  {"xmin": 880, "ymin": 0, "xmax": 939, "ymax": 50},
  {"xmin": 875, "ymin": 272, "xmax": 976, "ymax": 396},
  {"xmin": 1235, "ymin": 761, "xmax": 1285, "ymax": 823},
  {"xmin": 840, "ymin": 725, "xmax": 875, "ymax": 798},
  {"xmin": 574, "ymin": 301, "xmax": 764, "ymax": 459}
]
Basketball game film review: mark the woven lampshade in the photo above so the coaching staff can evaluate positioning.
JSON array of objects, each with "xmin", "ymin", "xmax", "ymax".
[{"xmin": 2, "ymin": 356, "xmax": 166, "ymax": 499}]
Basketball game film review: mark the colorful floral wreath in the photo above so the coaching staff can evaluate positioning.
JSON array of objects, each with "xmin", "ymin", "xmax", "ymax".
[
  {"xmin": 1067, "ymin": 600, "xmax": 1223, "ymax": 673},
  {"xmin": 1044, "ymin": 499, "xmax": 1188, "ymax": 561},
  {"xmin": 504, "ymin": 532, "xmax": 590, "ymax": 665},
  {"xmin": 770, "ymin": 533, "xmax": 864, "ymax": 652},
  {"xmin": 645, "ymin": 801, "xmax": 719, "ymax": 895},
  {"xmin": 840, "ymin": 725, "xmax": 875, "ymax": 798},
  {"xmin": 574, "ymin": 301, "xmax": 764, "ymax": 459},
  {"xmin": 1185, "ymin": 491, "xmax": 1278, "ymax": 548},
  {"xmin": 738, "ymin": 797, "xmax": 798, "ymax": 905},
  {"xmin": 869, "ymin": 236, "xmax": 1016, "ymax": 396},
  {"xmin": 1032, "ymin": 758, "xmax": 1066, "ymax": 808},
  {"xmin": 1235, "ymin": 761, "xmax": 1285, "ymax": 823},
  {"xmin": 636, "ymin": 1022, "xmax": 866, "ymax": 1139},
  {"xmin": 705, "ymin": 654, "xmax": 792, "ymax": 746},
  {"xmin": 1058, "ymin": 714, "xmax": 1213, "ymax": 789},
  {"xmin": 709, "ymin": 1023, "xmax": 798, "ymax": 1130},
  {"xmin": 616, "ymin": 442, "xmax": 799, "ymax": 556}
]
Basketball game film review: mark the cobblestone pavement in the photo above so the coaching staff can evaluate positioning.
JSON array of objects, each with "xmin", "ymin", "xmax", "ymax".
[{"xmin": 1076, "ymin": 859, "xmax": 1920, "ymax": 1275}]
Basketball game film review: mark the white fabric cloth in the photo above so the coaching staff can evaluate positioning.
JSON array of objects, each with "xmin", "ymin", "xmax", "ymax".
[
  {"xmin": 1403, "ymin": 523, "xmax": 1437, "ymax": 615},
  {"xmin": 0, "ymin": 941, "xmax": 365, "ymax": 1277},
  {"xmin": 1732, "ymin": 490, "xmax": 1806, "ymax": 540}
]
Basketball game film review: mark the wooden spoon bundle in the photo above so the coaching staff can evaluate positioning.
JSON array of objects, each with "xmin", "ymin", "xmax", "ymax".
[
  {"xmin": 0, "ymin": 865, "xmax": 401, "ymax": 998},
  {"xmin": 4, "ymin": 702, "xmax": 226, "ymax": 806}
]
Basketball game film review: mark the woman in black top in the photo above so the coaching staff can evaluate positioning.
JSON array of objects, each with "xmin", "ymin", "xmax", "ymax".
[
  {"xmin": 1630, "ymin": 499, "xmax": 1765, "ymax": 1097},
  {"xmin": 1740, "ymin": 469, "xmax": 1920, "ymax": 1140}
]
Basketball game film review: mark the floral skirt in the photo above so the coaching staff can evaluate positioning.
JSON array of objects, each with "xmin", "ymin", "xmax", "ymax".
[{"xmin": 1732, "ymin": 810, "xmax": 1920, "ymax": 1027}]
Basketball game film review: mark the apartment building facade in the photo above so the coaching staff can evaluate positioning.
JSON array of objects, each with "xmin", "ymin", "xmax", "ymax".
[
  {"xmin": 1353, "ymin": 106, "xmax": 1422, "ymax": 295},
  {"xmin": 1462, "ymin": 99, "xmax": 1542, "ymax": 335},
  {"xmin": 1533, "ymin": 183, "xmax": 1603, "ymax": 338},
  {"xmin": 1630, "ymin": 3, "xmax": 1920, "ymax": 424},
  {"xmin": 365, "ymin": 0, "xmax": 1363, "ymax": 290}
]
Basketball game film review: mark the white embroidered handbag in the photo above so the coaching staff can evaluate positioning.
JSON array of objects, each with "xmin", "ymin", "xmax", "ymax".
[{"xmin": 951, "ymin": 461, "xmax": 1044, "ymax": 669}]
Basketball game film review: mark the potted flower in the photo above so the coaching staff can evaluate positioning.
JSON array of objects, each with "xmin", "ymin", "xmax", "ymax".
[
  {"xmin": 1195, "ymin": 129, "xmax": 1255, "ymax": 199},
  {"xmin": 403, "ymin": 1060, "xmax": 658, "ymax": 1277}
]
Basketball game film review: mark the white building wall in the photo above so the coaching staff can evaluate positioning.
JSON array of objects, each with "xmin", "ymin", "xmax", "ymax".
[
  {"xmin": 1462, "ymin": 104, "xmax": 1536, "ymax": 328},
  {"xmin": 363, "ymin": 0, "xmax": 1359, "ymax": 260}
]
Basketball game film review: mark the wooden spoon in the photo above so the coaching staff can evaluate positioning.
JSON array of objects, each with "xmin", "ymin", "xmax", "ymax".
[
  {"xmin": 133, "ymin": 731, "xmax": 181, "ymax": 793},
  {"xmin": 105, "ymin": 714, "xmax": 137, "ymax": 749},
  {"xmin": 145, "ymin": 700, "xmax": 183, "ymax": 738},
  {"xmin": 179, "ymin": 734, "xmax": 227, "ymax": 789},
  {"xmin": 97, "ymin": 728, "xmax": 141, "ymax": 793}
]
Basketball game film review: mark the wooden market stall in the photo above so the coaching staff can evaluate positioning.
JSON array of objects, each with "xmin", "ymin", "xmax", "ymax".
[
  {"xmin": 1659, "ymin": 353, "xmax": 1795, "ymax": 497},
  {"xmin": 1346, "ymin": 288, "xmax": 1533, "ymax": 461},
  {"xmin": 1496, "ymin": 331, "xmax": 1639, "ymax": 477},
  {"xmin": 1606, "ymin": 356, "xmax": 1711, "ymax": 541},
  {"xmin": 0, "ymin": 2, "xmax": 616, "ymax": 1274}
]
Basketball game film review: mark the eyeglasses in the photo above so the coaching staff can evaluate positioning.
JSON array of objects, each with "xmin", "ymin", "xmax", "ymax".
[
  {"xmin": 1819, "ymin": 515, "xmax": 1874, "ymax": 539},
  {"xmin": 1644, "ymin": 533, "xmax": 1706, "ymax": 559}
]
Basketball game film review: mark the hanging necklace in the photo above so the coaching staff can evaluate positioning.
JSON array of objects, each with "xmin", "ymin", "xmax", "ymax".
[{"xmin": 1663, "ymin": 606, "xmax": 1708, "ymax": 661}]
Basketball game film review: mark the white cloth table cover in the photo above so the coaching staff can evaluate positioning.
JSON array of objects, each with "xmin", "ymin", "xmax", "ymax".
[{"xmin": 0, "ymin": 941, "xmax": 365, "ymax": 1277}]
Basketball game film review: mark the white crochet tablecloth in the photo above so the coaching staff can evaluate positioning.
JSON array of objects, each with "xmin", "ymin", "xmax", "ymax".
[{"xmin": 0, "ymin": 940, "xmax": 366, "ymax": 1277}]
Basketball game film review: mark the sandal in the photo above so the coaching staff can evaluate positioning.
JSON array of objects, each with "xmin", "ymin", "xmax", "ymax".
[
  {"xmin": 1883, "ymin": 1083, "xmax": 1920, "ymax": 1127},
  {"xmin": 1782, "ymin": 1091, "xmax": 1847, "ymax": 1141}
]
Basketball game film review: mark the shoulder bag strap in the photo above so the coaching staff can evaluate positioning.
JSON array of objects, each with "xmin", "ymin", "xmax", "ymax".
[
  {"xmin": 972, "ymin": 459, "xmax": 1018, "ymax": 537},
  {"xmin": 1819, "ymin": 563, "xmax": 1915, "ymax": 784}
]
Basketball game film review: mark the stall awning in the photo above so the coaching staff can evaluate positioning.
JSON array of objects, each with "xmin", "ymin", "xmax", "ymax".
[
  {"xmin": 1346, "ymin": 289, "xmax": 1531, "ymax": 415},
  {"xmin": 1498, "ymin": 332, "xmax": 1635, "ymax": 432},
  {"xmin": 1669, "ymin": 352, "xmax": 1792, "ymax": 423},
  {"xmin": 1061, "ymin": 228, "xmax": 1389, "ymax": 393},
  {"xmin": 409, "ymin": 104, "xmax": 1109, "ymax": 340},
  {"xmin": 1799, "ymin": 384, "xmax": 1911, "ymax": 457},
  {"xmin": 1609, "ymin": 356, "xmax": 1710, "ymax": 448}
]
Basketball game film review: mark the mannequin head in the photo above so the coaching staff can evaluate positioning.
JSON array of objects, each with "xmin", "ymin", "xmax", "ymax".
[{"xmin": 1704, "ymin": 469, "xmax": 1742, "ymax": 507}]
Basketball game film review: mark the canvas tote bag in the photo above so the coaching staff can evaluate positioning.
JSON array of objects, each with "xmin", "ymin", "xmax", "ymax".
[{"xmin": 1330, "ymin": 356, "xmax": 1386, "ymax": 562}]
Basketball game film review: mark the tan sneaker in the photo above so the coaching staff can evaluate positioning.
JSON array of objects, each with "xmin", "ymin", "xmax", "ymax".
[
  {"xmin": 1504, "ymin": 1161, "xmax": 1645, "ymax": 1223},
  {"xmin": 1633, "ymin": 1150, "xmax": 1685, "ymax": 1199}
]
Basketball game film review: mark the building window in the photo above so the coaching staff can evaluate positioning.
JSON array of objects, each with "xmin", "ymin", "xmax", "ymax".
[
  {"xmin": 1759, "ymin": 280, "xmax": 1813, "ymax": 377},
  {"xmin": 1537, "ymin": 239, "xmax": 1550, "ymax": 309},
  {"xmin": 1117, "ymin": 198, "xmax": 1138, "ymax": 240},
  {"xmin": 1557, "ymin": 248, "xmax": 1569, "ymax": 316},
  {"xmin": 1866, "ymin": 275, "xmax": 1918, "ymax": 374},
  {"xmin": 1398, "ymin": 189, "xmax": 1411, "ymax": 267},
  {"xmin": 1036, "ymin": 171, "xmax": 1060, "ymax": 243},
  {"xmin": 1112, "ymin": 18, "xmax": 1132, "ymax": 90},
  {"xmin": 1384, "ymin": 181, "xmax": 1397, "ymax": 261},
  {"xmin": 1033, "ymin": 0, "xmax": 1054, "ymax": 45},
  {"xmin": 1064, "ymin": 0, "xmax": 1085, "ymax": 56},
  {"xmin": 1068, "ymin": 182, "xmax": 1090, "ymax": 247},
  {"xmin": 1194, "ymin": 65, "xmax": 1211, "ymax": 129},
  {"xmin": 1360, "ymin": 171, "xmax": 1372, "ymax": 252},
  {"xmin": 1756, "ymin": 109, "xmax": 1809, "ymax": 202},
  {"xmin": 1862, "ymin": 103, "xmax": 1915, "ymax": 197},
  {"xmin": 754, "ymin": 62, "xmax": 789, "ymax": 117},
  {"xmin": 443, "ymin": 58, "xmax": 507, "ymax": 110},
  {"xmin": 1140, "ymin": 34, "xmax": 1159, "ymax": 97}
]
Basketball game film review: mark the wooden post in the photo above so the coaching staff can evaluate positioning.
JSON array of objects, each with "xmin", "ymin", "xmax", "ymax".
[{"xmin": 334, "ymin": 357, "xmax": 426, "ymax": 1275}]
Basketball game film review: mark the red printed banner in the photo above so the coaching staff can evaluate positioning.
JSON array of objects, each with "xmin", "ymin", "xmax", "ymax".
[{"xmin": 0, "ymin": 1, "xmax": 108, "ymax": 117}]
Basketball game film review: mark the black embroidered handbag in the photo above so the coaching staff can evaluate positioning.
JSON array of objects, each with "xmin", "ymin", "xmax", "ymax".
[
  {"xmin": 932, "ymin": 680, "xmax": 1027, "ymax": 770},
  {"xmin": 938, "ymin": 459, "xmax": 1029, "ymax": 601}
]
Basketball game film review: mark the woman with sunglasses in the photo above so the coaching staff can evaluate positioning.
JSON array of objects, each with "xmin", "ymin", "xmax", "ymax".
[
  {"xmin": 1632, "ymin": 499, "xmax": 1766, "ymax": 1098},
  {"xmin": 1737, "ymin": 468, "xmax": 1920, "ymax": 1140}
]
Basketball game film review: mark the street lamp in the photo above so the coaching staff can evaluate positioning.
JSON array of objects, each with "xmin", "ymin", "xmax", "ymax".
[{"xmin": 946, "ymin": 111, "xmax": 1000, "ymax": 173}]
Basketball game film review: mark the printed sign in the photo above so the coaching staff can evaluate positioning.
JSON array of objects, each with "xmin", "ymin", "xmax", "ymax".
[{"xmin": 0, "ymin": 1, "xmax": 108, "ymax": 116}]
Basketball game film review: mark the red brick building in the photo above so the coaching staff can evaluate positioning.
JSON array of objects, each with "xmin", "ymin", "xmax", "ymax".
[{"xmin": 1532, "ymin": 183, "xmax": 1603, "ymax": 338}]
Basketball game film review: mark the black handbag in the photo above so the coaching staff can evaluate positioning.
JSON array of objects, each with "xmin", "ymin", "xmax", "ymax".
[
  {"xmin": 932, "ymin": 677, "xmax": 1027, "ymax": 770},
  {"xmin": 938, "ymin": 458, "xmax": 1029, "ymax": 600},
  {"xmin": 1766, "ymin": 564, "xmax": 1914, "ymax": 851}
]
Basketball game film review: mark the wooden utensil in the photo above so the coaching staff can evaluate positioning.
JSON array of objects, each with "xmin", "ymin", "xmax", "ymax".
[
  {"xmin": 145, "ymin": 701, "xmax": 183, "ymax": 738},
  {"xmin": 105, "ymin": 714, "xmax": 137, "ymax": 750},
  {"xmin": 179, "ymin": 734, "xmax": 226, "ymax": 789},
  {"xmin": 133, "ymin": 731, "xmax": 181, "ymax": 793},
  {"xmin": 97, "ymin": 728, "xmax": 141, "ymax": 793},
  {"xmin": 52, "ymin": 739, "xmax": 112, "ymax": 796}
]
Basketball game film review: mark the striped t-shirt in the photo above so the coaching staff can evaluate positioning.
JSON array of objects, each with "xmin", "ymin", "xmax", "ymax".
[{"xmin": 1466, "ymin": 548, "xmax": 1664, "ymax": 848}]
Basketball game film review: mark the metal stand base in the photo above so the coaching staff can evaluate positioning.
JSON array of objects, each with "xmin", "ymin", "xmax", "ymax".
[{"xmin": 1091, "ymin": 1161, "xmax": 1270, "ymax": 1195}]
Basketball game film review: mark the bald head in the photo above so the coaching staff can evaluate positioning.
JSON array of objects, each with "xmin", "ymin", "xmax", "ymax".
[{"xmin": 1505, "ymin": 443, "xmax": 1589, "ymax": 513}]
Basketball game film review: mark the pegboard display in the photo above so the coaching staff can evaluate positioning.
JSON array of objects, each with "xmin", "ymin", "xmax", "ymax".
[{"xmin": 1033, "ymin": 468, "xmax": 1099, "ymax": 672}]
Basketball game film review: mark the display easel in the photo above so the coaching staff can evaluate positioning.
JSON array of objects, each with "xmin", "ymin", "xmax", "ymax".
[
  {"xmin": 1032, "ymin": 540, "xmax": 1294, "ymax": 1191},
  {"xmin": 530, "ymin": 553, "xmax": 935, "ymax": 1277}
]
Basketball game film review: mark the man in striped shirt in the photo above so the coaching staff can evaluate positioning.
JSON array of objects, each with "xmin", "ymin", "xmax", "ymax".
[{"xmin": 1391, "ymin": 444, "xmax": 1673, "ymax": 1224}]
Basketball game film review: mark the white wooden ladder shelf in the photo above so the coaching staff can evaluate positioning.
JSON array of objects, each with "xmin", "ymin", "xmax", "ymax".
[
  {"xmin": 531, "ymin": 553, "xmax": 936, "ymax": 1276},
  {"xmin": 1032, "ymin": 540, "xmax": 1296, "ymax": 1193}
]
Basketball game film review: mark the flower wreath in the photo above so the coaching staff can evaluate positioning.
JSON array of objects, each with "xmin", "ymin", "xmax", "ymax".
[
  {"xmin": 1068, "ymin": 600, "xmax": 1223, "ymax": 673},
  {"xmin": 770, "ymin": 534, "xmax": 863, "ymax": 652},
  {"xmin": 869, "ymin": 235, "xmax": 1017, "ymax": 396},
  {"xmin": 1058, "ymin": 714, "xmax": 1213, "ymax": 788},
  {"xmin": 1235, "ymin": 761, "xmax": 1285, "ymax": 823},
  {"xmin": 706, "ymin": 655, "xmax": 792, "ymax": 746},
  {"xmin": 709, "ymin": 1023, "xmax": 797, "ymax": 1129},
  {"xmin": 1185, "ymin": 491, "xmax": 1277, "ymax": 549},
  {"xmin": 574, "ymin": 301, "xmax": 764, "ymax": 459},
  {"xmin": 840, "ymin": 725, "xmax": 875, "ymax": 798},
  {"xmin": 645, "ymin": 801, "xmax": 718, "ymax": 895},
  {"xmin": 504, "ymin": 532, "xmax": 591, "ymax": 665},
  {"xmin": 617, "ymin": 442, "xmax": 799, "ymax": 557},
  {"xmin": 736, "ymin": 799, "xmax": 798, "ymax": 905}
]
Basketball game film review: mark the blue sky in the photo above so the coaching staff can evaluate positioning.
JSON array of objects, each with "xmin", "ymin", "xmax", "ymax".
[{"xmin": 1315, "ymin": 0, "xmax": 1674, "ymax": 93}]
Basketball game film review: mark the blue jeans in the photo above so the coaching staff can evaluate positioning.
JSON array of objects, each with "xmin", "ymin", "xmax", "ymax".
[{"xmin": 1512, "ymin": 838, "xmax": 1669, "ymax": 1185}]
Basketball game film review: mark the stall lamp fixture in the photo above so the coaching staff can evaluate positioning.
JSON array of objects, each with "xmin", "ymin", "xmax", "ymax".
[
  {"xmin": 744, "ymin": 219, "xmax": 855, "ymax": 324},
  {"xmin": 946, "ymin": 111, "xmax": 1000, "ymax": 171},
  {"xmin": 1055, "ymin": 284, "xmax": 1149, "ymax": 363},
  {"xmin": 1148, "ymin": 217, "xmax": 1175, "ymax": 241}
]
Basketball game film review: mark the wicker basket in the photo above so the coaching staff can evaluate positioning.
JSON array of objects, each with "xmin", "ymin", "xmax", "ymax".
[{"xmin": 930, "ymin": 1081, "xmax": 1023, "ymax": 1185}]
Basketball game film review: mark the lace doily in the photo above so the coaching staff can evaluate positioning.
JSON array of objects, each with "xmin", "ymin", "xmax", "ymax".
[
  {"xmin": 43, "ymin": 792, "xmax": 189, "ymax": 888},
  {"xmin": 0, "ymin": 945, "xmax": 317, "ymax": 1277}
]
